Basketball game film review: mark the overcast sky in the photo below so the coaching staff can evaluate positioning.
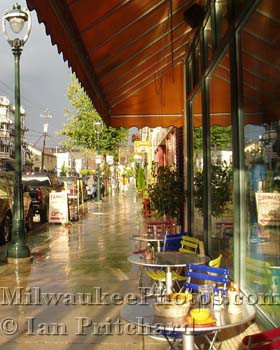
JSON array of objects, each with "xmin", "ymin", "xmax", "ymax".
[{"xmin": 0, "ymin": 0, "xmax": 72, "ymax": 148}]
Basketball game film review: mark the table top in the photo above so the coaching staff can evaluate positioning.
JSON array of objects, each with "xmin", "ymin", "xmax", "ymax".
[
  {"xmin": 120, "ymin": 298, "xmax": 256, "ymax": 333},
  {"xmin": 128, "ymin": 251, "xmax": 210, "ymax": 268},
  {"xmin": 130, "ymin": 234, "xmax": 164, "ymax": 242}
]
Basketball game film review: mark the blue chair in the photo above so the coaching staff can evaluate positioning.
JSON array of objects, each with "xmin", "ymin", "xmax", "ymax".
[
  {"xmin": 184, "ymin": 264, "xmax": 230, "ymax": 295},
  {"xmin": 162, "ymin": 232, "xmax": 184, "ymax": 251},
  {"xmin": 154, "ymin": 264, "xmax": 230, "ymax": 350},
  {"xmin": 183, "ymin": 264, "xmax": 230, "ymax": 350}
]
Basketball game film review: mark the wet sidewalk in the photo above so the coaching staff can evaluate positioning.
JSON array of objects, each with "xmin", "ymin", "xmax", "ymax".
[
  {"xmin": 0, "ymin": 185, "xmax": 259, "ymax": 350},
  {"xmin": 0, "ymin": 185, "xmax": 168, "ymax": 350}
]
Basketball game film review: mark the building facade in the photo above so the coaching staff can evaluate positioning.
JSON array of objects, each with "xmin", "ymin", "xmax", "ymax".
[
  {"xmin": 185, "ymin": 0, "xmax": 279, "ymax": 327},
  {"xmin": 0, "ymin": 96, "xmax": 27, "ymax": 170}
]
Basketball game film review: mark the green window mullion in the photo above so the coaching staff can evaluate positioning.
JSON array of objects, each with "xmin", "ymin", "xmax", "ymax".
[
  {"xmin": 202, "ymin": 77, "xmax": 210, "ymax": 256},
  {"xmin": 187, "ymin": 99, "xmax": 194, "ymax": 234},
  {"xmin": 229, "ymin": 33, "xmax": 243, "ymax": 284},
  {"xmin": 210, "ymin": 1, "xmax": 217, "ymax": 51},
  {"xmin": 200, "ymin": 27, "xmax": 206, "ymax": 74}
]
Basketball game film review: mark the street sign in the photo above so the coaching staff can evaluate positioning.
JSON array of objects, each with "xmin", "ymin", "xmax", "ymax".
[{"xmin": 96, "ymin": 154, "xmax": 102, "ymax": 164}]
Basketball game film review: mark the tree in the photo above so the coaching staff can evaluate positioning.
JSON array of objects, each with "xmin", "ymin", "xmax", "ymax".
[
  {"xmin": 193, "ymin": 126, "xmax": 232, "ymax": 152},
  {"xmin": 148, "ymin": 166, "xmax": 187, "ymax": 221},
  {"xmin": 136, "ymin": 166, "xmax": 146, "ymax": 193},
  {"xmin": 193, "ymin": 162, "xmax": 232, "ymax": 217},
  {"xmin": 61, "ymin": 162, "xmax": 68, "ymax": 176},
  {"xmin": 58, "ymin": 74, "xmax": 128, "ymax": 158}
]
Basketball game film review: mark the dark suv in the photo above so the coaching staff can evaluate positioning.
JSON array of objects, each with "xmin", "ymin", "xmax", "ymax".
[
  {"xmin": 0, "ymin": 172, "xmax": 33, "ymax": 244},
  {"xmin": 22, "ymin": 173, "xmax": 63, "ymax": 223}
]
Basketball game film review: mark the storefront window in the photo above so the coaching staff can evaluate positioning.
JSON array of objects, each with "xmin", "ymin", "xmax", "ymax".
[
  {"xmin": 192, "ymin": 88, "xmax": 203, "ymax": 239},
  {"xmin": 209, "ymin": 51, "xmax": 233, "ymax": 270},
  {"xmin": 215, "ymin": 0, "xmax": 229, "ymax": 42},
  {"xmin": 195, "ymin": 41, "xmax": 201, "ymax": 83},
  {"xmin": 241, "ymin": 0, "xmax": 280, "ymax": 326},
  {"xmin": 188, "ymin": 58, "xmax": 193, "ymax": 92},
  {"xmin": 204, "ymin": 17, "xmax": 213, "ymax": 64}
]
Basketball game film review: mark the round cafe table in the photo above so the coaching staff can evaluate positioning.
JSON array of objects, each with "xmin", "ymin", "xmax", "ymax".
[
  {"xmin": 129, "ymin": 233, "xmax": 165, "ymax": 252},
  {"xmin": 128, "ymin": 252, "xmax": 210, "ymax": 294},
  {"xmin": 121, "ymin": 298, "xmax": 256, "ymax": 350}
]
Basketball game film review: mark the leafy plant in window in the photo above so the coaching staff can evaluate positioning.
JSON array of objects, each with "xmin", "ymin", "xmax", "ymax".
[
  {"xmin": 148, "ymin": 165, "xmax": 187, "ymax": 222},
  {"xmin": 194, "ymin": 161, "xmax": 232, "ymax": 217}
]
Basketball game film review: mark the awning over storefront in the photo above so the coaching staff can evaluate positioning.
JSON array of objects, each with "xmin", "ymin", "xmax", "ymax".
[{"xmin": 26, "ymin": 0, "xmax": 206, "ymax": 128}]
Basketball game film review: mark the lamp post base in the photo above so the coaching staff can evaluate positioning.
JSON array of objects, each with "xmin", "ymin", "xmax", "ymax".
[
  {"xmin": 7, "ymin": 242, "xmax": 31, "ymax": 262},
  {"xmin": 7, "ymin": 256, "xmax": 33, "ymax": 264}
]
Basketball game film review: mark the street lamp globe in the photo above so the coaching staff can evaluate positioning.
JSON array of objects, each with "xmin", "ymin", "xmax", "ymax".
[
  {"xmin": 95, "ymin": 120, "xmax": 103, "ymax": 135},
  {"xmin": 3, "ymin": 3, "xmax": 31, "ymax": 46},
  {"xmin": 2, "ymin": 3, "xmax": 32, "ymax": 263}
]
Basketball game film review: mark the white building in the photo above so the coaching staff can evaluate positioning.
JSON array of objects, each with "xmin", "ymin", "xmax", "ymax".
[
  {"xmin": 27, "ymin": 144, "xmax": 57, "ymax": 172},
  {"xmin": 0, "ymin": 96, "xmax": 27, "ymax": 169}
]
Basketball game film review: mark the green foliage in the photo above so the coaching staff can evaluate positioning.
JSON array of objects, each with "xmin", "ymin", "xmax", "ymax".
[
  {"xmin": 124, "ymin": 167, "xmax": 135, "ymax": 178},
  {"xmin": 80, "ymin": 169, "xmax": 94, "ymax": 176},
  {"xmin": 193, "ymin": 126, "xmax": 232, "ymax": 152},
  {"xmin": 148, "ymin": 166, "xmax": 187, "ymax": 220},
  {"xmin": 136, "ymin": 167, "xmax": 146, "ymax": 193},
  {"xmin": 61, "ymin": 162, "xmax": 68, "ymax": 176},
  {"xmin": 194, "ymin": 162, "xmax": 232, "ymax": 217},
  {"xmin": 58, "ymin": 74, "xmax": 128, "ymax": 158}
]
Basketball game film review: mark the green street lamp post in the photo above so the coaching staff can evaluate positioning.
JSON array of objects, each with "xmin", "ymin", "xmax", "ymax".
[
  {"xmin": 2, "ymin": 3, "xmax": 32, "ymax": 262},
  {"xmin": 95, "ymin": 121, "xmax": 103, "ymax": 202}
]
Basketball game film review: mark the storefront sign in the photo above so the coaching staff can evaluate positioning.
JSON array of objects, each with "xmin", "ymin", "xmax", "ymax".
[
  {"xmin": 49, "ymin": 191, "xmax": 68, "ymax": 223},
  {"xmin": 96, "ymin": 154, "xmax": 102, "ymax": 164},
  {"xmin": 134, "ymin": 141, "xmax": 151, "ymax": 153},
  {"xmin": 106, "ymin": 155, "xmax": 114, "ymax": 165},
  {"xmin": 256, "ymin": 192, "xmax": 280, "ymax": 226}
]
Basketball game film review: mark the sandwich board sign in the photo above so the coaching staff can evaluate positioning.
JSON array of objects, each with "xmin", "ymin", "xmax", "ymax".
[{"xmin": 49, "ymin": 191, "xmax": 68, "ymax": 223}]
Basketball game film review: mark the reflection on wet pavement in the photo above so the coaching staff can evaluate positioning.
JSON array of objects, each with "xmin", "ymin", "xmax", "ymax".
[{"xmin": 0, "ymin": 186, "xmax": 167, "ymax": 349}]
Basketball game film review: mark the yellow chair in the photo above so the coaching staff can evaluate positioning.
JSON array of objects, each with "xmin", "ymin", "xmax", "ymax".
[
  {"xmin": 209, "ymin": 254, "xmax": 222, "ymax": 268},
  {"xmin": 179, "ymin": 235, "xmax": 199, "ymax": 254},
  {"xmin": 206, "ymin": 254, "xmax": 223, "ymax": 285}
]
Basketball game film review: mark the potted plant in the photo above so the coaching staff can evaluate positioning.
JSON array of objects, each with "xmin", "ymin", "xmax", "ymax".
[
  {"xmin": 148, "ymin": 165, "xmax": 187, "ymax": 223},
  {"xmin": 64, "ymin": 221, "xmax": 72, "ymax": 229}
]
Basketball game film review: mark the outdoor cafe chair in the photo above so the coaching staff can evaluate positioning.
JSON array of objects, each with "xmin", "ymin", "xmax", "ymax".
[
  {"xmin": 183, "ymin": 264, "xmax": 230, "ymax": 350},
  {"xmin": 151, "ymin": 264, "xmax": 230, "ymax": 350},
  {"xmin": 179, "ymin": 235, "xmax": 199, "ymax": 254},
  {"xmin": 184, "ymin": 263, "xmax": 230, "ymax": 295},
  {"xmin": 144, "ymin": 233, "xmax": 184, "ymax": 293},
  {"xmin": 145, "ymin": 233, "xmax": 205, "ymax": 292},
  {"xmin": 242, "ymin": 327, "xmax": 280, "ymax": 350},
  {"xmin": 209, "ymin": 254, "xmax": 223, "ymax": 268}
]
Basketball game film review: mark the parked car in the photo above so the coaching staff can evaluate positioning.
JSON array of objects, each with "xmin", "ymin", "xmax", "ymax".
[
  {"xmin": 0, "ymin": 171, "xmax": 33, "ymax": 244},
  {"xmin": 22, "ymin": 172, "xmax": 63, "ymax": 224}
]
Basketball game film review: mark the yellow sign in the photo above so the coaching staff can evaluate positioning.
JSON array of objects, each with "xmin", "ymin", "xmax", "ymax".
[{"xmin": 134, "ymin": 141, "xmax": 151, "ymax": 153}]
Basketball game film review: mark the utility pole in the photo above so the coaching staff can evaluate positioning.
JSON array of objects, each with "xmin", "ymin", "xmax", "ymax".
[{"xmin": 41, "ymin": 109, "xmax": 52, "ymax": 172}]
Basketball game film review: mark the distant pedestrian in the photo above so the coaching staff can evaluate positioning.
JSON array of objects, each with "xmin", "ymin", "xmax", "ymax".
[{"xmin": 87, "ymin": 175, "xmax": 95, "ymax": 199}]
